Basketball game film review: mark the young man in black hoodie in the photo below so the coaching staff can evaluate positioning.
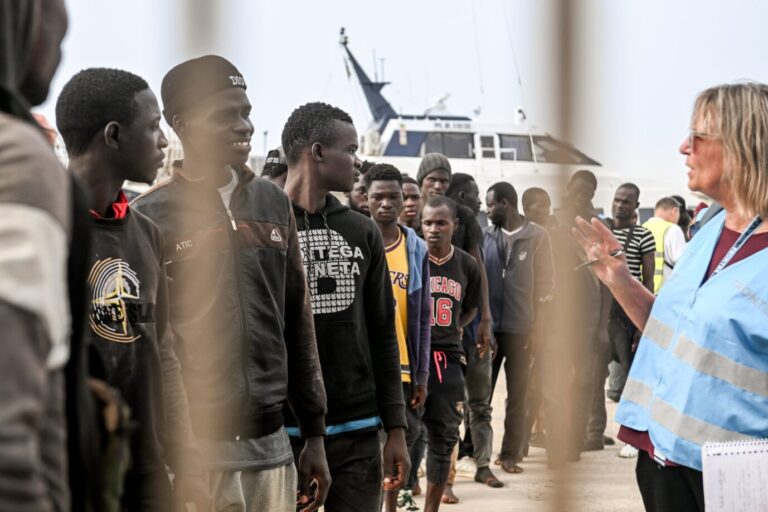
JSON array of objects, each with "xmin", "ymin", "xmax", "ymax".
[
  {"xmin": 282, "ymin": 102, "xmax": 410, "ymax": 511},
  {"xmin": 132, "ymin": 56, "xmax": 329, "ymax": 512},
  {"xmin": 56, "ymin": 67, "xmax": 208, "ymax": 512},
  {"xmin": 421, "ymin": 196, "xmax": 482, "ymax": 512}
]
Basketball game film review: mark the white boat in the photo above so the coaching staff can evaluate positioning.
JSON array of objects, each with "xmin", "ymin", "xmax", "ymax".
[{"xmin": 340, "ymin": 28, "xmax": 679, "ymax": 217}]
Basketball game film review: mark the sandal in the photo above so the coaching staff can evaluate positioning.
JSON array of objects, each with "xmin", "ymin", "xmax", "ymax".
[
  {"xmin": 499, "ymin": 459, "xmax": 524, "ymax": 474},
  {"xmin": 475, "ymin": 467, "xmax": 504, "ymax": 488}
]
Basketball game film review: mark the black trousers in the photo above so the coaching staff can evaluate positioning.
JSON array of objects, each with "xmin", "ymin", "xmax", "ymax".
[
  {"xmin": 121, "ymin": 467, "xmax": 173, "ymax": 512},
  {"xmin": 539, "ymin": 326, "xmax": 601, "ymax": 463},
  {"xmin": 291, "ymin": 430, "xmax": 382, "ymax": 512},
  {"xmin": 490, "ymin": 331, "xmax": 531, "ymax": 461},
  {"xmin": 635, "ymin": 450, "xmax": 704, "ymax": 512},
  {"xmin": 422, "ymin": 350, "xmax": 465, "ymax": 486},
  {"xmin": 402, "ymin": 382, "xmax": 425, "ymax": 451}
]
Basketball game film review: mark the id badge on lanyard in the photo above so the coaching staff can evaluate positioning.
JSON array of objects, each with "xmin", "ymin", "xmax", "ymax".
[{"xmin": 710, "ymin": 216, "xmax": 763, "ymax": 278}]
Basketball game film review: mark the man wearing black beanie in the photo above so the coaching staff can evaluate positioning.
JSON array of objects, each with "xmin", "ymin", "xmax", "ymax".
[
  {"xmin": 132, "ymin": 55, "xmax": 330, "ymax": 512},
  {"xmin": 415, "ymin": 153, "xmax": 498, "ymax": 500}
]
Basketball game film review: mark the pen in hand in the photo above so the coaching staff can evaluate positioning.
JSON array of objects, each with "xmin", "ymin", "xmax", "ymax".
[{"xmin": 573, "ymin": 249, "xmax": 624, "ymax": 271}]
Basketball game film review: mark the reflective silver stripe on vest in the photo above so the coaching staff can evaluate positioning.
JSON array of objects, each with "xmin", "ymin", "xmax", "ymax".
[
  {"xmin": 654, "ymin": 269, "xmax": 664, "ymax": 276},
  {"xmin": 650, "ymin": 397, "xmax": 754, "ymax": 445},
  {"xmin": 654, "ymin": 251, "xmax": 664, "ymax": 258},
  {"xmin": 643, "ymin": 317, "xmax": 674, "ymax": 349},
  {"xmin": 621, "ymin": 378, "xmax": 653, "ymax": 407},
  {"xmin": 674, "ymin": 335, "xmax": 768, "ymax": 399}
]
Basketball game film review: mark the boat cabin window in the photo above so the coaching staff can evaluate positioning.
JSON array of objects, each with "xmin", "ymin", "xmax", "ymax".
[
  {"xmin": 424, "ymin": 132, "xmax": 474, "ymax": 159},
  {"xmin": 479, "ymin": 135, "xmax": 495, "ymax": 158},
  {"xmin": 499, "ymin": 135, "xmax": 533, "ymax": 161},
  {"xmin": 532, "ymin": 136, "xmax": 598, "ymax": 165}
]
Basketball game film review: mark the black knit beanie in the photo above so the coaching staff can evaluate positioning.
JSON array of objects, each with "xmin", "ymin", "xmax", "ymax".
[{"xmin": 161, "ymin": 55, "xmax": 246, "ymax": 125}]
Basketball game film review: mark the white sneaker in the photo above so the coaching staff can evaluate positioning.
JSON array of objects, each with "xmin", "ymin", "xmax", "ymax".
[
  {"xmin": 397, "ymin": 489, "xmax": 421, "ymax": 511},
  {"xmin": 619, "ymin": 444, "xmax": 639, "ymax": 458},
  {"xmin": 455, "ymin": 457, "xmax": 477, "ymax": 477}
]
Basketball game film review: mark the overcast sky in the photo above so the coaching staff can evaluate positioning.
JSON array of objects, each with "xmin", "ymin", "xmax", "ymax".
[{"xmin": 40, "ymin": 0, "xmax": 768, "ymax": 198}]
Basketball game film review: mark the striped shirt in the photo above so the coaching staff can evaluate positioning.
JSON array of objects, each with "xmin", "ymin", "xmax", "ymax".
[{"xmin": 612, "ymin": 226, "xmax": 656, "ymax": 281}]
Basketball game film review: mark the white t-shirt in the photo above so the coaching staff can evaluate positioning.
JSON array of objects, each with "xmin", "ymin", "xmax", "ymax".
[
  {"xmin": 217, "ymin": 167, "xmax": 239, "ymax": 209},
  {"xmin": 501, "ymin": 225, "xmax": 524, "ymax": 237},
  {"xmin": 662, "ymin": 223, "xmax": 687, "ymax": 282}
]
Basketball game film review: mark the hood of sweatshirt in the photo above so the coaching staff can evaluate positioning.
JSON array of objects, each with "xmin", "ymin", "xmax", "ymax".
[
  {"xmin": 291, "ymin": 193, "xmax": 348, "ymax": 217},
  {"xmin": 0, "ymin": 0, "xmax": 39, "ymax": 116}
]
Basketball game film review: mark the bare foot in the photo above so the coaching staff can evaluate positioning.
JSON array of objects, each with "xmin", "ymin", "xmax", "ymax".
[
  {"xmin": 412, "ymin": 482, "xmax": 421, "ymax": 496},
  {"xmin": 441, "ymin": 484, "xmax": 459, "ymax": 504}
]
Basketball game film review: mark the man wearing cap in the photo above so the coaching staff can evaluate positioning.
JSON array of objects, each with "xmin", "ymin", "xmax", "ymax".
[
  {"xmin": 262, "ymin": 146, "xmax": 288, "ymax": 188},
  {"xmin": 132, "ymin": 55, "xmax": 329, "ymax": 512},
  {"xmin": 416, "ymin": 154, "xmax": 499, "ymax": 498}
]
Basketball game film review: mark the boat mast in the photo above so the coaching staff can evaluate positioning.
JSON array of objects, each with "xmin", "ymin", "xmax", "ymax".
[{"xmin": 339, "ymin": 28, "xmax": 397, "ymax": 125}]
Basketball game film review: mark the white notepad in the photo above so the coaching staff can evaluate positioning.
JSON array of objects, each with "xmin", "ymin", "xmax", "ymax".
[{"xmin": 702, "ymin": 439, "xmax": 768, "ymax": 511}]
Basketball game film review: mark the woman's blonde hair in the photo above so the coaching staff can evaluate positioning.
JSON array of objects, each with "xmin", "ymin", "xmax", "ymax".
[{"xmin": 693, "ymin": 82, "xmax": 768, "ymax": 218}]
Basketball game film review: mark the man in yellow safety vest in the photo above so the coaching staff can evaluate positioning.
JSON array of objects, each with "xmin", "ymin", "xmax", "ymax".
[{"xmin": 642, "ymin": 197, "xmax": 688, "ymax": 293}]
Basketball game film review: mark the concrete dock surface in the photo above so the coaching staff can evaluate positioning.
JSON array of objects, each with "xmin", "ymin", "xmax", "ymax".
[{"xmin": 408, "ymin": 374, "xmax": 645, "ymax": 511}]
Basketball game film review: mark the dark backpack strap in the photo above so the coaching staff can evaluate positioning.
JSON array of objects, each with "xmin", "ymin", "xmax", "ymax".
[{"xmin": 622, "ymin": 225, "xmax": 636, "ymax": 253}]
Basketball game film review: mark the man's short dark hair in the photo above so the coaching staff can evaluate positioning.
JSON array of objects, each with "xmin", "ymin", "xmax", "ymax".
[
  {"xmin": 56, "ymin": 67, "xmax": 149, "ymax": 156},
  {"xmin": 618, "ymin": 182, "xmax": 641, "ymax": 201},
  {"xmin": 424, "ymin": 195, "xmax": 457, "ymax": 218},
  {"xmin": 522, "ymin": 187, "xmax": 549, "ymax": 209},
  {"xmin": 656, "ymin": 196, "xmax": 680, "ymax": 210},
  {"xmin": 570, "ymin": 169, "xmax": 598, "ymax": 189},
  {"xmin": 488, "ymin": 181, "xmax": 518, "ymax": 210},
  {"xmin": 401, "ymin": 175, "xmax": 418, "ymax": 186},
  {"xmin": 360, "ymin": 160, "xmax": 375, "ymax": 175},
  {"xmin": 445, "ymin": 172, "xmax": 476, "ymax": 200},
  {"xmin": 363, "ymin": 163, "xmax": 402, "ymax": 188},
  {"xmin": 281, "ymin": 102, "xmax": 354, "ymax": 165}
]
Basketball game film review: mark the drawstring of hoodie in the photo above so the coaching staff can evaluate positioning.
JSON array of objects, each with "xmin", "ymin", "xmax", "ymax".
[
  {"xmin": 321, "ymin": 210, "xmax": 332, "ymax": 256},
  {"xmin": 301, "ymin": 209, "xmax": 315, "ymax": 298},
  {"xmin": 433, "ymin": 350, "xmax": 447, "ymax": 384},
  {"xmin": 301, "ymin": 208, "xmax": 335, "ymax": 301}
]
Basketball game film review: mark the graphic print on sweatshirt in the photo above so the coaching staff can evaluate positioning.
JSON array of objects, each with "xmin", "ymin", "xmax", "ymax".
[
  {"xmin": 88, "ymin": 258, "xmax": 153, "ymax": 343},
  {"xmin": 298, "ymin": 228, "xmax": 366, "ymax": 314}
]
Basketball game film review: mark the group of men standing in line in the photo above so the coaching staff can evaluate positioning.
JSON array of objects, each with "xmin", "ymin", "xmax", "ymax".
[{"xmin": 0, "ymin": 5, "xmax": 695, "ymax": 509}]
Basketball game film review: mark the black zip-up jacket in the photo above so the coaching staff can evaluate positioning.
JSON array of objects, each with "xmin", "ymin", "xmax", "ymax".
[
  {"xmin": 286, "ymin": 195, "xmax": 406, "ymax": 432},
  {"xmin": 132, "ymin": 162, "xmax": 326, "ymax": 441}
]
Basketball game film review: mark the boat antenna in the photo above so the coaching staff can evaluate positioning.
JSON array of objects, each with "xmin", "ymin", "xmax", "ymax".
[
  {"xmin": 470, "ymin": 0, "xmax": 485, "ymax": 117},
  {"xmin": 502, "ymin": 5, "xmax": 539, "ymax": 171}
]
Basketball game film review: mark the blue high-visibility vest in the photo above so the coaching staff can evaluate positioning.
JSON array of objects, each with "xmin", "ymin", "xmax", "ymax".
[{"xmin": 616, "ymin": 210, "xmax": 768, "ymax": 471}]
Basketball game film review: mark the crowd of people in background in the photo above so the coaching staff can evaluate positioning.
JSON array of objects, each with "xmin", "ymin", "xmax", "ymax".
[{"xmin": 3, "ymin": 2, "xmax": 767, "ymax": 512}]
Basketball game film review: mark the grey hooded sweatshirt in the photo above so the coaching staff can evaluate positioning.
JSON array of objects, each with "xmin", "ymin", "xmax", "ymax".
[{"xmin": 0, "ymin": 1, "xmax": 72, "ymax": 509}]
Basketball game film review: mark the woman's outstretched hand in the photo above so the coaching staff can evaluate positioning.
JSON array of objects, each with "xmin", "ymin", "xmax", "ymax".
[{"xmin": 571, "ymin": 216, "xmax": 629, "ymax": 286}]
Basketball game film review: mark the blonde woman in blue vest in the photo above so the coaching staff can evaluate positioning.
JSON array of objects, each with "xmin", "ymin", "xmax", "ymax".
[{"xmin": 573, "ymin": 82, "xmax": 768, "ymax": 512}]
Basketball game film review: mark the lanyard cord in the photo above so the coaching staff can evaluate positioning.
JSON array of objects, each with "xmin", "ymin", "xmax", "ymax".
[{"xmin": 711, "ymin": 216, "xmax": 763, "ymax": 278}]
